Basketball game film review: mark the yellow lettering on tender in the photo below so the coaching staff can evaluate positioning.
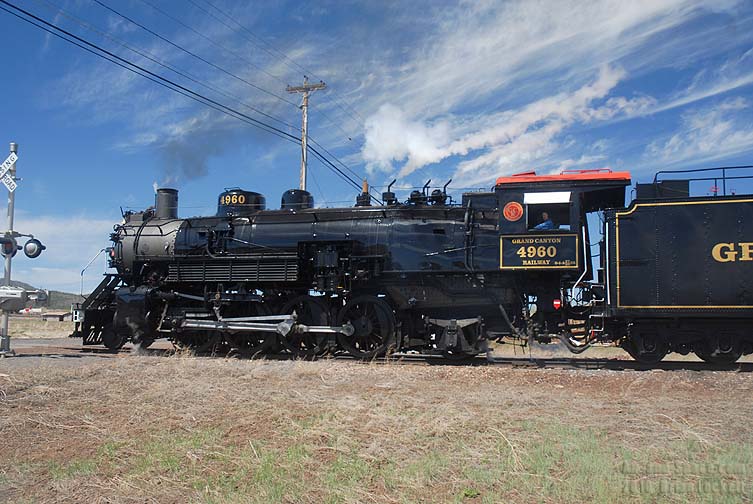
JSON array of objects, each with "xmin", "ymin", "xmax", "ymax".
[
  {"xmin": 739, "ymin": 242, "xmax": 753, "ymax": 261},
  {"xmin": 712, "ymin": 243, "xmax": 737, "ymax": 262}
]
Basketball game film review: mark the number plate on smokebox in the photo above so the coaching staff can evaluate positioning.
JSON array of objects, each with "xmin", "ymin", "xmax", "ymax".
[{"xmin": 499, "ymin": 234, "xmax": 579, "ymax": 270}]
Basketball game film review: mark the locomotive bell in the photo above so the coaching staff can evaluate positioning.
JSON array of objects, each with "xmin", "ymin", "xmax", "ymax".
[{"xmin": 23, "ymin": 238, "xmax": 46, "ymax": 259}]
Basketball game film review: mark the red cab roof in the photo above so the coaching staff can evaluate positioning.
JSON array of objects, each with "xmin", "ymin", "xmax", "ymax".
[{"xmin": 496, "ymin": 169, "xmax": 632, "ymax": 186}]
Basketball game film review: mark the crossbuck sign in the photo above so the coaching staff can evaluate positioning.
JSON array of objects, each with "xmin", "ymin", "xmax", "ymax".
[{"xmin": 0, "ymin": 153, "xmax": 17, "ymax": 192}]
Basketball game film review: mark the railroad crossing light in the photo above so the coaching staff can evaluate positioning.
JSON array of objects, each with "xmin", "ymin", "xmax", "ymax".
[
  {"xmin": 23, "ymin": 238, "xmax": 46, "ymax": 259},
  {"xmin": 0, "ymin": 236, "xmax": 18, "ymax": 258}
]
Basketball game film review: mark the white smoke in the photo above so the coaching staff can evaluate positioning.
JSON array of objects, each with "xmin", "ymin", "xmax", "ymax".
[{"xmin": 362, "ymin": 104, "xmax": 451, "ymax": 175}]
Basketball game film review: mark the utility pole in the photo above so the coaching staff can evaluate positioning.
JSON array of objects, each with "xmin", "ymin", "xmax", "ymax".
[{"xmin": 286, "ymin": 76, "xmax": 326, "ymax": 191}]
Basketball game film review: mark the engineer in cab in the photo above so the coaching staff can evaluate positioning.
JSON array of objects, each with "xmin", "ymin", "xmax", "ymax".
[{"xmin": 532, "ymin": 211, "xmax": 555, "ymax": 230}]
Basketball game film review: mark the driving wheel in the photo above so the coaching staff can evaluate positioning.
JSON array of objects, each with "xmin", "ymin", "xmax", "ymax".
[
  {"xmin": 336, "ymin": 295, "xmax": 396, "ymax": 360},
  {"xmin": 280, "ymin": 295, "xmax": 331, "ymax": 358}
]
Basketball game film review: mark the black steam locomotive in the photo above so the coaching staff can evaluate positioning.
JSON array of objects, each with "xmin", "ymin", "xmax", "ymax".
[{"xmin": 73, "ymin": 168, "xmax": 753, "ymax": 364}]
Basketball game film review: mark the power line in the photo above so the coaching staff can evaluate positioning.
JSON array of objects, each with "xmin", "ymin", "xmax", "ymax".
[
  {"xmin": 135, "ymin": 0, "xmax": 286, "ymax": 86},
  {"xmin": 91, "ymin": 0, "xmax": 299, "ymax": 108},
  {"xmin": 196, "ymin": 0, "xmax": 317, "ymax": 81},
  {"xmin": 308, "ymin": 138, "xmax": 367, "ymax": 185},
  {"xmin": 2, "ymin": 5, "xmax": 291, "ymax": 143},
  {"xmin": 32, "ymin": 0, "xmax": 297, "ymax": 131},
  {"xmin": 101, "ymin": 0, "xmax": 361, "ymax": 148},
  {"xmin": 93, "ymin": 1, "xmax": 371, "ymax": 197},
  {"xmin": 307, "ymin": 145, "xmax": 380, "ymax": 204},
  {"xmin": 193, "ymin": 0, "xmax": 366, "ymax": 131},
  {"xmin": 0, "ymin": 0, "xmax": 369, "ymax": 197},
  {"xmin": 111, "ymin": 1, "xmax": 373, "ymax": 197},
  {"xmin": 36, "ymin": 0, "xmax": 368, "ymax": 191},
  {"xmin": 308, "ymin": 166, "xmax": 327, "ymax": 207},
  {"xmin": 306, "ymin": 137, "xmax": 380, "ymax": 200}
]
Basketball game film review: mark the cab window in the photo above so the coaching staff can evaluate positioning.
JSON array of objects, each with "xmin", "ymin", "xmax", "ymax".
[{"xmin": 524, "ymin": 192, "xmax": 571, "ymax": 231}]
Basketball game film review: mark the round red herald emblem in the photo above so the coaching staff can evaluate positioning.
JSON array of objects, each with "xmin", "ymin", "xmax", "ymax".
[{"xmin": 503, "ymin": 201, "xmax": 524, "ymax": 222}]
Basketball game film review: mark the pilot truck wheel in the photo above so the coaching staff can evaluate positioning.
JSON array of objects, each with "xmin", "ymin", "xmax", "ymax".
[{"xmin": 100, "ymin": 323, "xmax": 126, "ymax": 352}]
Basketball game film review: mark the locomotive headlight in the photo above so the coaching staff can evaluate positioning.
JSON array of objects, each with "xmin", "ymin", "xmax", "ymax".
[{"xmin": 23, "ymin": 238, "xmax": 46, "ymax": 259}]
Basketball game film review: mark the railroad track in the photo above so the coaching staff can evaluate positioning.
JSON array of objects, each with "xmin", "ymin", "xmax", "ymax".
[
  {"xmin": 11, "ymin": 339, "xmax": 750, "ymax": 372},
  {"xmin": 94, "ymin": 346, "xmax": 753, "ymax": 372},
  {"xmin": 353, "ymin": 353, "xmax": 753, "ymax": 372}
]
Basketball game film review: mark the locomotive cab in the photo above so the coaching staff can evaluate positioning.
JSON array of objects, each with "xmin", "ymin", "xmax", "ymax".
[{"xmin": 494, "ymin": 169, "xmax": 631, "ymax": 337}]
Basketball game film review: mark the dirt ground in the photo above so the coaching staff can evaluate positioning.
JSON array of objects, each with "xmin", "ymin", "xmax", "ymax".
[{"xmin": 1, "ymin": 344, "xmax": 752, "ymax": 503}]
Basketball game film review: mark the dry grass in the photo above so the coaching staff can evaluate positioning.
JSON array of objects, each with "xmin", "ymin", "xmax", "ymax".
[
  {"xmin": 7, "ymin": 317, "xmax": 73, "ymax": 339},
  {"xmin": 1, "ymin": 355, "xmax": 752, "ymax": 503}
]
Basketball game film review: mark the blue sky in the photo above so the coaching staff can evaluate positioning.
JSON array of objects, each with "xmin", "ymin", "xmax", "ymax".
[{"xmin": 1, "ymin": 0, "xmax": 753, "ymax": 292}]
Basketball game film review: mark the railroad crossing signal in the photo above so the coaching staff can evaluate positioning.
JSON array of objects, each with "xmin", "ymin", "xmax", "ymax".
[
  {"xmin": 0, "ymin": 152, "xmax": 18, "ymax": 193},
  {"xmin": 0, "ymin": 235, "xmax": 45, "ymax": 259},
  {"xmin": 1, "ymin": 142, "xmax": 45, "ymax": 357},
  {"xmin": 0, "ymin": 235, "xmax": 18, "ymax": 258},
  {"xmin": 23, "ymin": 238, "xmax": 45, "ymax": 259}
]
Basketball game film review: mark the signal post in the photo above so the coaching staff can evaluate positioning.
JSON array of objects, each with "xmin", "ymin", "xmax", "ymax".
[{"xmin": 0, "ymin": 142, "xmax": 47, "ymax": 357}]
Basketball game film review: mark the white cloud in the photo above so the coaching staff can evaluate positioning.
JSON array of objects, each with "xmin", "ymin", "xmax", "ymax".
[
  {"xmin": 359, "ymin": 66, "xmax": 645, "ymax": 186},
  {"xmin": 648, "ymin": 49, "xmax": 753, "ymax": 115},
  {"xmin": 350, "ymin": 0, "xmax": 752, "ymax": 186},
  {"xmin": 645, "ymin": 97, "xmax": 753, "ymax": 165},
  {"xmin": 11, "ymin": 213, "xmax": 117, "ymax": 293},
  {"xmin": 362, "ymin": 104, "xmax": 451, "ymax": 175},
  {"xmin": 556, "ymin": 154, "xmax": 609, "ymax": 172}
]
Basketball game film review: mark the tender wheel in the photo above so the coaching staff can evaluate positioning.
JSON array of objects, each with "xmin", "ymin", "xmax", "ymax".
[
  {"xmin": 336, "ymin": 295, "xmax": 396, "ymax": 360},
  {"xmin": 694, "ymin": 335, "xmax": 742, "ymax": 365},
  {"xmin": 623, "ymin": 333, "xmax": 668, "ymax": 364},
  {"xmin": 101, "ymin": 323, "xmax": 126, "ymax": 352},
  {"xmin": 280, "ymin": 295, "xmax": 331, "ymax": 358}
]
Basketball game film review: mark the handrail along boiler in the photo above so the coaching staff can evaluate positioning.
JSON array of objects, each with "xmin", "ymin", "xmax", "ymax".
[{"xmin": 72, "ymin": 168, "xmax": 753, "ymax": 364}]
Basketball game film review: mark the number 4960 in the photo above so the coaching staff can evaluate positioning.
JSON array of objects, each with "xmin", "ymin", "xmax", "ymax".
[{"xmin": 516, "ymin": 245, "xmax": 557, "ymax": 258}]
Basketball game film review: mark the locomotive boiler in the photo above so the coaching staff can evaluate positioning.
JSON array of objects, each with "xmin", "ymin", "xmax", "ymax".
[{"xmin": 73, "ymin": 168, "xmax": 753, "ymax": 365}]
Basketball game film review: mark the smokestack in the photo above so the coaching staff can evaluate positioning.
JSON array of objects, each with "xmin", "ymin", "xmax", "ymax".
[{"xmin": 155, "ymin": 188, "xmax": 178, "ymax": 219}]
